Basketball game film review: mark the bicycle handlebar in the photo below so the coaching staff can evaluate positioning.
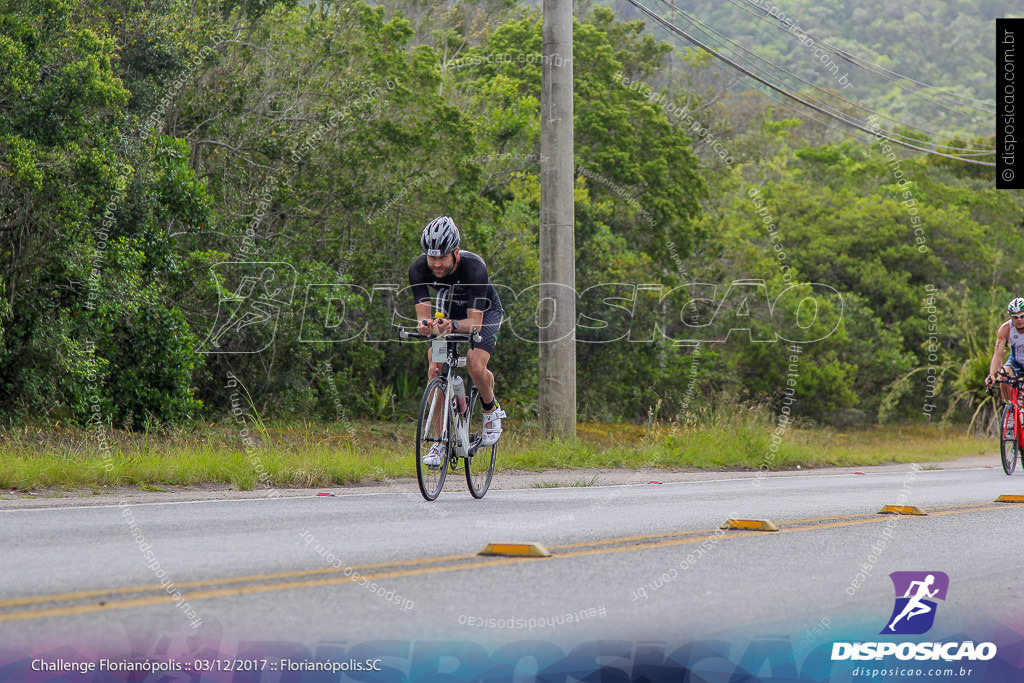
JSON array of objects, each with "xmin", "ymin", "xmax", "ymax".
[
  {"xmin": 396, "ymin": 326, "xmax": 482, "ymax": 344},
  {"xmin": 986, "ymin": 376, "xmax": 1024, "ymax": 396}
]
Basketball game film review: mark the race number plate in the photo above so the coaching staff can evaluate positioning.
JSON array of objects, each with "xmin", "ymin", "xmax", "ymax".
[{"xmin": 431, "ymin": 339, "xmax": 447, "ymax": 363}]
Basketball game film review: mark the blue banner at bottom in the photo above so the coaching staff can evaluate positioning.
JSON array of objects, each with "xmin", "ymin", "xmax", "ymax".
[{"xmin": 3, "ymin": 622, "xmax": 1023, "ymax": 683}]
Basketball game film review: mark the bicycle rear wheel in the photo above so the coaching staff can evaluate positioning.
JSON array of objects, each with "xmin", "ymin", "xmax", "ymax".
[
  {"xmin": 1000, "ymin": 403, "xmax": 1018, "ymax": 475},
  {"xmin": 416, "ymin": 378, "xmax": 451, "ymax": 500},
  {"xmin": 465, "ymin": 389, "xmax": 496, "ymax": 499}
]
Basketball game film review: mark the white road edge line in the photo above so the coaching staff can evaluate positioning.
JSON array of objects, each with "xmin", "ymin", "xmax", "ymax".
[{"xmin": 0, "ymin": 467, "xmax": 997, "ymax": 512}]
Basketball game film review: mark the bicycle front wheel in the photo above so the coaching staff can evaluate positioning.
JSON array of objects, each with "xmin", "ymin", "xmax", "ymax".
[
  {"xmin": 416, "ymin": 378, "xmax": 451, "ymax": 500},
  {"xmin": 1000, "ymin": 403, "xmax": 1018, "ymax": 475},
  {"xmin": 465, "ymin": 389, "xmax": 496, "ymax": 499}
]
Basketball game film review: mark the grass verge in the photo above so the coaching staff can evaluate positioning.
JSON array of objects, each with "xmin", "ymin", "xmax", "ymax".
[{"xmin": 0, "ymin": 406, "xmax": 996, "ymax": 493}]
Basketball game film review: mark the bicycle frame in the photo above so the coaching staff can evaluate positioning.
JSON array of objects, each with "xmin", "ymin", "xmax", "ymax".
[
  {"xmin": 1003, "ymin": 376, "xmax": 1019, "ymax": 450},
  {"xmin": 399, "ymin": 324, "xmax": 497, "ymax": 499},
  {"xmin": 993, "ymin": 376, "xmax": 1024, "ymax": 475},
  {"xmin": 430, "ymin": 336, "xmax": 473, "ymax": 461},
  {"xmin": 995, "ymin": 377, "xmax": 1024, "ymax": 431},
  {"xmin": 400, "ymin": 326, "xmax": 482, "ymax": 464}
]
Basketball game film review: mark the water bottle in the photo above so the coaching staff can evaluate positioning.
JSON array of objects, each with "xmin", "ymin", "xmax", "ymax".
[{"xmin": 451, "ymin": 375, "xmax": 467, "ymax": 414}]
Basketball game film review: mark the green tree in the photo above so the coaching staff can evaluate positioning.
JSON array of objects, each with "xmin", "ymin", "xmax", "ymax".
[{"xmin": 0, "ymin": 0, "xmax": 208, "ymax": 426}]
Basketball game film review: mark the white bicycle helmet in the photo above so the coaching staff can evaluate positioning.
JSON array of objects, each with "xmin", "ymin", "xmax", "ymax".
[
  {"xmin": 420, "ymin": 216, "xmax": 460, "ymax": 256},
  {"xmin": 1008, "ymin": 297, "xmax": 1024, "ymax": 315}
]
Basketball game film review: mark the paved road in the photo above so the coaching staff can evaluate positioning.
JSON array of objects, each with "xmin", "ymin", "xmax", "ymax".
[{"xmin": 2, "ymin": 464, "xmax": 1023, "ymax": 676}]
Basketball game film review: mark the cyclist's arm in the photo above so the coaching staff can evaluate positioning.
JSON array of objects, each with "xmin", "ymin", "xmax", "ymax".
[
  {"xmin": 412, "ymin": 298, "xmax": 479, "ymax": 335},
  {"xmin": 989, "ymin": 321, "xmax": 1011, "ymax": 379},
  {"xmin": 428, "ymin": 308, "xmax": 481, "ymax": 335},
  {"xmin": 415, "ymin": 301, "xmax": 434, "ymax": 335},
  {"xmin": 410, "ymin": 257, "xmax": 437, "ymax": 335},
  {"xmin": 458, "ymin": 308, "xmax": 484, "ymax": 333},
  {"xmin": 449, "ymin": 255, "xmax": 490, "ymax": 334}
]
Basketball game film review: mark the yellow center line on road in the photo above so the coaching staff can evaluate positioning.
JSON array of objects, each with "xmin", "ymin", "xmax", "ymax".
[
  {"xmin": 548, "ymin": 511, "xmax": 896, "ymax": 551},
  {"xmin": 0, "ymin": 555, "xmax": 537, "ymax": 624},
  {"xmin": 923, "ymin": 504, "xmax": 1010, "ymax": 517},
  {"xmin": 549, "ymin": 502, "xmax": 1006, "ymax": 552},
  {"xmin": 554, "ymin": 502, "xmax": 1009, "ymax": 560},
  {"xmin": 548, "ymin": 528, "xmax": 713, "ymax": 550},
  {"xmin": 1, "ymin": 501, "xmax": 1013, "ymax": 623},
  {"xmin": 0, "ymin": 552, "xmax": 478, "ymax": 609},
  {"xmin": 547, "ymin": 512, "xmax": 884, "ymax": 550}
]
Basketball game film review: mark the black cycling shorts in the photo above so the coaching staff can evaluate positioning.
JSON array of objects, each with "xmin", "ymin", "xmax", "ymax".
[
  {"xmin": 473, "ymin": 307, "xmax": 503, "ymax": 355},
  {"xmin": 1002, "ymin": 359, "xmax": 1024, "ymax": 377}
]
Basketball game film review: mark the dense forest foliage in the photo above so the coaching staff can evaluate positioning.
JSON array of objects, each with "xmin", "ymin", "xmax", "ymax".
[{"xmin": 0, "ymin": 0, "xmax": 1020, "ymax": 430}]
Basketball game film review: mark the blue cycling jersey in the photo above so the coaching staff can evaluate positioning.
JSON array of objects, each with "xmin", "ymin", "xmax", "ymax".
[{"xmin": 1010, "ymin": 323, "xmax": 1024, "ymax": 366}]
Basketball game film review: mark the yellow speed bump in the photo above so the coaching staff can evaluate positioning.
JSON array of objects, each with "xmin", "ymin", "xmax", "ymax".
[
  {"xmin": 720, "ymin": 518, "xmax": 779, "ymax": 532},
  {"xmin": 877, "ymin": 504, "xmax": 926, "ymax": 516},
  {"xmin": 478, "ymin": 542, "xmax": 551, "ymax": 558},
  {"xmin": 996, "ymin": 495, "xmax": 1024, "ymax": 503}
]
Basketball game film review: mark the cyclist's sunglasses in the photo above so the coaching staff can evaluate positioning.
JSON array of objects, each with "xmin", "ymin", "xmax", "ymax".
[{"xmin": 1013, "ymin": 314, "xmax": 1024, "ymax": 320}]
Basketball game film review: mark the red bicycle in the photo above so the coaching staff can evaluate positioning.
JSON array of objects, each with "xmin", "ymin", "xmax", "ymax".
[{"xmin": 991, "ymin": 376, "xmax": 1024, "ymax": 475}]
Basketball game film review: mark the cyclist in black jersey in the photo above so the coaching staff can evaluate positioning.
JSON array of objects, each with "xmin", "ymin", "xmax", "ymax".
[
  {"xmin": 409, "ymin": 216, "xmax": 506, "ymax": 466},
  {"xmin": 987, "ymin": 297, "xmax": 1024, "ymax": 402}
]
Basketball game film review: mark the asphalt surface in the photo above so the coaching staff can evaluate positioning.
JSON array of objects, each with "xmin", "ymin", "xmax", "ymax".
[{"xmin": 3, "ymin": 461, "xmax": 1024, "ymax": 660}]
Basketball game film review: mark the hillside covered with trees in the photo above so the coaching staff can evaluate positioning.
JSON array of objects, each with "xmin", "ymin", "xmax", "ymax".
[{"xmin": 599, "ymin": 0, "xmax": 1015, "ymax": 138}]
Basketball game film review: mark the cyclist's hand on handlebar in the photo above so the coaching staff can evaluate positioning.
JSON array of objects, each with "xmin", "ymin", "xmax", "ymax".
[
  {"xmin": 417, "ymin": 319, "xmax": 435, "ymax": 336},
  {"xmin": 986, "ymin": 373, "xmax": 996, "ymax": 388},
  {"xmin": 435, "ymin": 317, "xmax": 455, "ymax": 335}
]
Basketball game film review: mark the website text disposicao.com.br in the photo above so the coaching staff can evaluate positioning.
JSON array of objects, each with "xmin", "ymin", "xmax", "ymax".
[
  {"xmin": 837, "ymin": 640, "xmax": 995, "ymax": 679},
  {"xmin": 851, "ymin": 665, "xmax": 978, "ymax": 678}
]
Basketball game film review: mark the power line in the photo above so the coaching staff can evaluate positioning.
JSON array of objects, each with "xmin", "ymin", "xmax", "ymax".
[
  {"xmin": 723, "ymin": 0, "xmax": 995, "ymax": 113},
  {"xmin": 654, "ymin": 0, "xmax": 993, "ymax": 153},
  {"xmin": 623, "ymin": 0, "xmax": 995, "ymax": 166},
  {"xmin": 649, "ymin": 5, "xmax": 995, "ymax": 157},
  {"xmin": 651, "ymin": 0, "xmax": 994, "ymax": 154}
]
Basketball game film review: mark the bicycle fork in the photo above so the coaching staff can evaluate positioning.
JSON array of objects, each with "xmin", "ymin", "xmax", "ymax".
[
  {"xmin": 436, "ymin": 382, "xmax": 470, "ymax": 463},
  {"xmin": 452, "ymin": 401, "xmax": 471, "ymax": 460}
]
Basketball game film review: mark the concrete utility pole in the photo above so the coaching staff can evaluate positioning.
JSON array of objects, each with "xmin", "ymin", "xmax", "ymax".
[{"xmin": 539, "ymin": 0, "xmax": 576, "ymax": 438}]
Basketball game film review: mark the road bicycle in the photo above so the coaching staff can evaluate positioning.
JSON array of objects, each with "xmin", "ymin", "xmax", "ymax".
[
  {"xmin": 398, "ymin": 324, "xmax": 497, "ymax": 500},
  {"xmin": 990, "ymin": 376, "xmax": 1024, "ymax": 475}
]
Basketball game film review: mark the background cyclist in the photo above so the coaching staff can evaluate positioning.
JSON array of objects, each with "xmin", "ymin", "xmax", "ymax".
[
  {"xmin": 986, "ymin": 297, "xmax": 1024, "ymax": 403},
  {"xmin": 409, "ymin": 216, "xmax": 506, "ymax": 466}
]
